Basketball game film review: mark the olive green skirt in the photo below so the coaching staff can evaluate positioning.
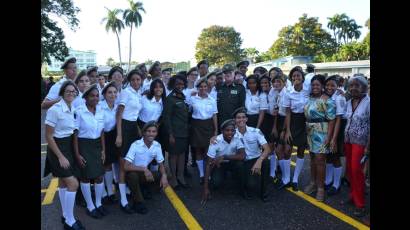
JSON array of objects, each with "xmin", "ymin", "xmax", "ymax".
[
  {"xmin": 78, "ymin": 137, "xmax": 104, "ymax": 180},
  {"xmin": 120, "ymin": 119, "xmax": 141, "ymax": 158}
]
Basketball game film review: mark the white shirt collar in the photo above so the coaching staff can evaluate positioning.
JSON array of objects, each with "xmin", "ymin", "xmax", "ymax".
[
  {"xmin": 150, "ymin": 96, "xmax": 162, "ymax": 103},
  {"xmin": 60, "ymin": 99, "xmax": 71, "ymax": 113}
]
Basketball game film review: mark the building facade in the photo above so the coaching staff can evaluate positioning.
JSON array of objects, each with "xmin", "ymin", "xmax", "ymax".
[{"xmin": 47, "ymin": 48, "xmax": 97, "ymax": 71}]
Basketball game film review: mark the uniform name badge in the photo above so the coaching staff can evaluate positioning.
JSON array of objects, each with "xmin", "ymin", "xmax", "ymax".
[{"xmin": 230, "ymin": 90, "xmax": 238, "ymax": 94}]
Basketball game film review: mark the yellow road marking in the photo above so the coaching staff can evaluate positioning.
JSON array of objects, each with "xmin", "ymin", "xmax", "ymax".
[
  {"xmin": 286, "ymin": 188, "xmax": 370, "ymax": 230},
  {"xmin": 288, "ymin": 159, "xmax": 369, "ymax": 229},
  {"xmin": 41, "ymin": 189, "xmax": 47, "ymax": 193},
  {"xmin": 164, "ymin": 186, "xmax": 202, "ymax": 230},
  {"xmin": 42, "ymin": 178, "xmax": 58, "ymax": 205}
]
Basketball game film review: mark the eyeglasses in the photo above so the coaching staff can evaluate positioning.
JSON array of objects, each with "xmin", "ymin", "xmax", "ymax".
[{"xmin": 64, "ymin": 90, "xmax": 77, "ymax": 94}]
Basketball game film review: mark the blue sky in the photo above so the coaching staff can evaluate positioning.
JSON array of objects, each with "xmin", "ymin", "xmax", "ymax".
[{"xmin": 53, "ymin": 0, "xmax": 370, "ymax": 65}]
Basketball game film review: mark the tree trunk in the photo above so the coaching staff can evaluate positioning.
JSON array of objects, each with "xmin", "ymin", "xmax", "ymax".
[
  {"xmin": 116, "ymin": 31, "xmax": 122, "ymax": 68},
  {"xmin": 128, "ymin": 25, "xmax": 133, "ymax": 73}
]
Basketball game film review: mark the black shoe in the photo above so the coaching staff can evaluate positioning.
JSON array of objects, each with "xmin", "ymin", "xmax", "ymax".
[
  {"xmin": 277, "ymin": 181, "xmax": 290, "ymax": 190},
  {"xmin": 353, "ymin": 207, "xmax": 366, "ymax": 217},
  {"xmin": 291, "ymin": 182, "xmax": 299, "ymax": 191},
  {"xmin": 120, "ymin": 203, "xmax": 135, "ymax": 214},
  {"xmin": 96, "ymin": 206, "xmax": 109, "ymax": 216},
  {"xmin": 86, "ymin": 208, "xmax": 102, "ymax": 219},
  {"xmin": 325, "ymin": 182, "xmax": 333, "ymax": 191},
  {"xmin": 341, "ymin": 177, "xmax": 350, "ymax": 187},
  {"xmin": 327, "ymin": 186, "xmax": 340, "ymax": 196},
  {"xmin": 64, "ymin": 220, "xmax": 85, "ymax": 230},
  {"xmin": 133, "ymin": 202, "xmax": 148, "ymax": 214},
  {"xmin": 199, "ymin": 177, "xmax": 204, "ymax": 185},
  {"xmin": 61, "ymin": 216, "xmax": 65, "ymax": 224}
]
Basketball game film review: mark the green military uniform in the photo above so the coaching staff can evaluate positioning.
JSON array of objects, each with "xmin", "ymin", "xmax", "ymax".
[
  {"xmin": 216, "ymin": 83, "xmax": 245, "ymax": 126},
  {"xmin": 162, "ymin": 89, "xmax": 189, "ymax": 154}
]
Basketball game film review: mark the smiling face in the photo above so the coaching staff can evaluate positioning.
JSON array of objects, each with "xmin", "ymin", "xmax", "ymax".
[
  {"xmin": 188, "ymin": 71, "xmax": 198, "ymax": 84},
  {"xmin": 325, "ymin": 80, "xmax": 337, "ymax": 96},
  {"xmin": 349, "ymin": 79, "xmax": 364, "ymax": 98},
  {"xmin": 175, "ymin": 78, "xmax": 185, "ymax": 92},
  {"xmin": 234, "ymin": 112, "xmax": 247, "ymax": 129},
  {"xmin": 273, "ymin": 79, "xmax": 284, "ymax": 91},
  {"xmin": 224, "ymin": 71, "xmax": 234, "ymax": 85},
  {"xmin": 247, "ymin": 78, "xmax": 258, "ymax": 92},
  {"xmin": 104, "ymin": 86, "xmax": 117, "ymax": 104},
  {"xmin": 62, "ymin": 85, "xmax": 77, "ymax": 103},
  {"xmin": 153, "ymin": 82, "xmax": 164, "ymax": 97},
  {"xmin": 65, "ymin": 63, "xmax": 77, "ymax": 80},
  {"xmin": 239, "ymin": 65, "xmax": 247, "ymax": 75},
  {"xmin": 199, "ymin": 64, "xmax": 208, "ymax": 77},
  {"xmin": 143, "ymin": 126, "xmax": 158, "ymax": 143},
  {"xmin": 85, "ymin": 89, "xmax": 99, "ymax": 107},
  {"xmin": 88, "ymin": 71, "xmax": 98, "ymax": 84},
  {"xmin": 198, "ymin": 81, "xmax": 208, "ymax": 96},
  {"xmin": 112, "ymin": 71, "xmax": 123, "ymax": 87},
  {"xmin": 311, "ymin": 79, "xmax": 323, "ymax": 96},
  {"xmin": 97, "ymin": 75, "xmax": 106, "ymax": 87},
  {"xmin": 77, "ymin": 75, "xmax": 90, "ymax": 93},
  {"xmin": 222, "ymin": 125, "xmax": 235, "ymax": 142},
  {"xmin": 207, "ymin": 75, "xmax": 216, "ymax": 89}
]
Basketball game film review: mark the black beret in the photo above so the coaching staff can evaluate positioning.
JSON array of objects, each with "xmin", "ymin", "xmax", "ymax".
[
  {"xmin": 162, "ymin": 67, "xmax": 172, "ymax": 73},
  {"xmin": 60, "ymin": 57, "xmax": 77, "ymax": 69},
  {"xmin": 196, "ymin": 60, "xmax": 209, "ymax": 68},
  {"xmin": 236, "ymin": 60, "xmax": 250, "ymax": 68},
  {"xmin": 82, "ymin": 84, "xmax": 99, "ymax": 99},
  {"xmin": 232, "ymin": 107, "xmax": 247, "ymax": 118},
  {"xmin": 148, "ymin": 61, "xmax": 161, "ymax": 75},
  {"xmin": 86, "ymin": 66, "xmax": 98, "ymax": 75},
  {"xmin": 220, "ymin": 119, "xmax": 236, "ymax": 130}
]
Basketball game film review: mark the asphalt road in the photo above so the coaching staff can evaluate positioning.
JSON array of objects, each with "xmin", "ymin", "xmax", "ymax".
[{"xmin": 41, "ymin": 109, "xmax": 370, "ymax": 230}]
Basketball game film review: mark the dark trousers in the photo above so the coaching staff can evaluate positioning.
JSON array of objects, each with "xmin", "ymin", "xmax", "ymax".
[
  {"xmin": 126, "ymin": 171, "xmax": 147, "ymax": 203},
  {"xmin": 210, "ymin": 160, "xmax": 244, "ymax": 191},
  {"xmin": 242, "ymin": 158, "xmax": 270, "ymax": 197}
]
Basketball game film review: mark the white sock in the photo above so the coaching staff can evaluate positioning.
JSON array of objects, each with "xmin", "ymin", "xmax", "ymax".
[
  {"xmin": 119, "ymin": 183, "xmax": 128, "ymax": 206},
  {"xmin": 112, "ymin": 163, "xmax": 120, "ymax": 183},
  {"xmin": 197, "ymin": 160, "xmax": 204, "ymax": 177},
  {"xmin": 58, "ymin": 187, "xmax": 67, "ymax": 218},
  {"xmin": 283, "ymin": 159, "xmax": 291, "ymax": 184},
  {"xmin": 279, "ymin": 160, "xmax": 285, "ymax": 182},
  {"xmin": 292, "ymin": 158, "xmax": 304, "ymax": 183},
  {"xmin": 150, "ymin": 164, "xmax": 159, "ymax": 171},
  {"xmin": 64, "ymin": 191, "xmax": 77, "ymax": 226},
  {"xmin": 270, "ymin": 154, "xmax": 276, "ymax": 178},
  {"xmin": 80, "ymin": 182, "xmax": 95, "ymax": 212},
  {"xmin": 104, "ymin": 171, "xmax": 114, "ymax": 196},
  {"xmin": 333, "ymin": 167, "xmax": 342, "ymax": 189},
  {"xmin": 325, "ymin": 163, "xmax": 334, "ymax": 185},
  {"xmin": 95, "ymin": 182, "xmax": 104, "ymax": 208}
]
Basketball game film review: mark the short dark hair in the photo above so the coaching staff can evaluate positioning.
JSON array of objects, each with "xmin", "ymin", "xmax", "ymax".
[
  {"xmin": 245, "ymin": 74, "xmax": 260, "ymax": 92},
  {"xmin": 58, "ymin": 80, "xmax": 79, "ymax": 97},
  {"xmin": 126, "ymin": 69, "xmax": 143, "ymax": 82},
  {"xmin": 311, "ymin": 74, "xmax": 326, "ymax": 86},
  {"xmin": 324, "ymin": 75, "xmax": 339, "ymax": 85},
  {"xmin": 232, "ymin": 107, "xmax": 247, "ymax": 118},
  {"xmin": 168, "ymin": 74, "xmax": 187, "ymax": 90},
  {"xmin": 108, "ymin": 66, "xmax": 123, "ymax": 81}
]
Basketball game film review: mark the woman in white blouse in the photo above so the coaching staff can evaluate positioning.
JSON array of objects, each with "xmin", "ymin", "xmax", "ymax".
[
  {"xmin": 115, "ymin": 69, "xmax": 143, "ymax": 213},
  {"xmin": 188, "ymin": 77, "xmax": 218, "ymax": 184},
  {"xmin": 73, "ymin": 84, "xmax": 107, "ymax": 219},
  {"xmin": 44, "ymin": 81, "xmax": 85, "ymax": 230},
  {"xmin": 99, "ymin": 82, "xmax": 119, "ymax": 204},
  {"xmin": 244, "ymin": 74, "xmax": 268, "ymax": 129}
]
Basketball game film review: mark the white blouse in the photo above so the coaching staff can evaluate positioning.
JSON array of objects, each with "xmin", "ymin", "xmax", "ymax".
[
  {"xmin": 139, "ymin": 95, "xmax": 163, "ymax": 123},
  {"xmin": 124, "ymin": 139, "xmax": 164, "ymax": 167},
  {"xmin": 99, "ymin": 100, "xmax": 118, "ymax": 132},
  {"xmin": 118, "ymin": 86, "xmax": 142, "ymax": 121},
  {"xmin": 75, "ymin": 104, "xmax": 105, "ymax": 139},
  {"xmin": 245, "ymin": 89, "xmax": 268, "ymax": 115},
  {"xmin": 45, "ymin": 99, "xmax": 76, "ymax": 138},
  {"xmin": 188, "ymin": 95, "xmax": 218, "ymax": 120},
  {"xmin": 282, "ymin": 86, "xmax": 309, "ymax": 113}
]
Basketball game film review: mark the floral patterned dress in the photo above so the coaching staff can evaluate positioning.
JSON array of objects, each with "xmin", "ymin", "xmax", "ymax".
[{"xmin": 304, "ymin": 96, "xmax": 336, "ymax": 154}]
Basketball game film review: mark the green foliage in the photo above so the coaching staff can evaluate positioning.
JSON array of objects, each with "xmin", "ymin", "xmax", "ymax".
[
  {"xmin": 41, "ymin": 0, "xmax": 80, "ymax": 65},
  {"xmin": 243, "ymin": 48, "xmax": 259, "ymax": 63},
  {"xmin": 268, "ymin": 14, "xmax": 337, "ymax": 60},
  {"xmin": 106, "ymin": 57, "xmax": 116, "ymax": 67},
  {"xmin": 327, "ymin": 13, "xmax": 362, "ymax": 46},
  {"xmin": 102, "ymin": 8, "xmax": 125, "ymax": 65},
  {"xmin": 195, "ymin": 25, "xmax": 243, "ymax": 66}
]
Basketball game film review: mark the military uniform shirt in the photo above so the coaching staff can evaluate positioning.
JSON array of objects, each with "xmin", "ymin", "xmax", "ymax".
[{"xmin": 216, "ymin": 83, "xmax": 246, "ymax": 124}]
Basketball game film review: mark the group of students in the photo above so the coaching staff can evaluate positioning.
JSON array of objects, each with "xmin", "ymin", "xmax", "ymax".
[{"xmin": 41, "ymin": 58, "xmax": 370, "ymax": 230}]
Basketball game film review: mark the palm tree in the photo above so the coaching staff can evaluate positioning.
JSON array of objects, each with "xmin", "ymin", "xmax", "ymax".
[
  {"xmin": 347, "ymin": 20, "xmax": 362, "ymax": 43},
  {"xmin": 327, "ymin": 14, "xmax": 341, "ymax": 44},
  {"xmin": 102, "ymin": 8, "xmax": 125, "ymax": 67},
  {"xmin": 123, "ymin": 0, "xmax": 145, "ymax": 72}
]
